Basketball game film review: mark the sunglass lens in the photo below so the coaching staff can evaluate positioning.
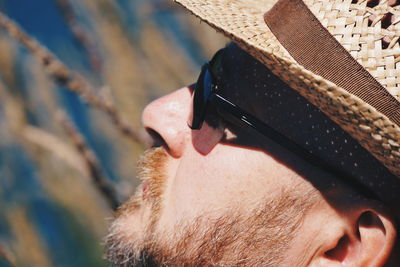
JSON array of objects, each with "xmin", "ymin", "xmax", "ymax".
[{"xmin": 188, "ymin": 64, "xmax": 213, "ymax": 130}]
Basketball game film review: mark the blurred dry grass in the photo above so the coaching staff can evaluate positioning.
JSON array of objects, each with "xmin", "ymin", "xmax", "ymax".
[{"xmin": 0, "ymin": 0, "xmax": 227, "ymax": 266}]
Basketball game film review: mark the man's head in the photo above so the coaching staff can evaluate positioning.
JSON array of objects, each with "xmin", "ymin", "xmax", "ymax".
[{"xmin": 106, "ymin": 43, "xmax": 400, "ymax": 266}]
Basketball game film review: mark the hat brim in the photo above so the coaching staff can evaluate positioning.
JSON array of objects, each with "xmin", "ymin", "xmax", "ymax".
[{"xmin": 175, "ymin": 0, "xmax": 400, "ymax": 177}]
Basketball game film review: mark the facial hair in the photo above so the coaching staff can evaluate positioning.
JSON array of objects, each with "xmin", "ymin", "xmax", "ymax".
[
  {"xmin": 105, "ymin": 147, "xmax": 316, "ymax": 266},
  {"xmin": 105, "ymin": 147, "xmax": 168, "ymax": 265}
]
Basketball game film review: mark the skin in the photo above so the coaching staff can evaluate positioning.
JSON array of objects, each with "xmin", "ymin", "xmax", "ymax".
[
  {"xmin": 106, "ymin": 44, "xmax": 399, "ymax": 266},
  {"xmin": 142, "ymin": 85, "xmax": 312, "ymax": 235}
]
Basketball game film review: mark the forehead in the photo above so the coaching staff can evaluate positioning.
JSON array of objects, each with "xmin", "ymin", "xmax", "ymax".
[{"xmin": 215, "ymin": 43, "xmax": 399, "ymax": 201}]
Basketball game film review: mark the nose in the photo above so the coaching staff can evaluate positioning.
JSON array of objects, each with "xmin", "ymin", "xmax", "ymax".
[{"xmin": 142, "ymin": 87, "xmax": 193, "ymax": 158}]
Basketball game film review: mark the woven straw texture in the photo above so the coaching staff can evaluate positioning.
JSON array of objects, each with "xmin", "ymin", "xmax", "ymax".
[
  {"xmin": 306, "ymin": 0, "xmax": 400, "ymax": 98},
  {"xmin": 175, "ymin": 0, "xmax": 400, "ymax": 177}
]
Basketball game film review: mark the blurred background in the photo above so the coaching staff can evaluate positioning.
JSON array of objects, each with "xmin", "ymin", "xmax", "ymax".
[{"xmin": 0, "ymin": 0, "xmax": 226, "ymax": 266}]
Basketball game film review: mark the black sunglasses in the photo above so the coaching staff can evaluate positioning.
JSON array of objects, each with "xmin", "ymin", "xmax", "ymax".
[{"xmin": 188, "ymin": 48, "xmax": 377, "ymax": 200}]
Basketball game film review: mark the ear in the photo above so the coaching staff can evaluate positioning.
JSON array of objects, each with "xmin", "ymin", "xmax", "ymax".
[{"xmin": 315, "ymin": 208, "xmax": 397, "ymax": 266}]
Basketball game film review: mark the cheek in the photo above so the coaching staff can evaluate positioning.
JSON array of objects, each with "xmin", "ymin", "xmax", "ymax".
[
  {"xmin": 171, "ymin": 147, "xmax": 234, "ymax": 213},
  {"xmin": 165, "ymin": 144, "xmax": 292, "ymax": 221}
]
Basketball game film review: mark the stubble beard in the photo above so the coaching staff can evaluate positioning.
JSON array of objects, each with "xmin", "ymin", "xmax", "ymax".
[
  {"xmin": 105, "ymin": 147, "xmax": 167, "ymax": 265},
  {"xmin": 105, "ymin": 147, "xmax": 316, "ymax": 266}
]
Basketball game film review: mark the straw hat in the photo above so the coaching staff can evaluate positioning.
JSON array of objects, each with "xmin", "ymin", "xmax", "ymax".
[{"xmin": 175, "ymin": 0, "xmax": 400, "ymax": 179}]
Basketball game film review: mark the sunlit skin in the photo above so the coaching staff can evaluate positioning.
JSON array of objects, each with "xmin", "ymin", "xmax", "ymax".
[
  {"xmin": 106, "ymin": 45, "xmax": 399, "ymax": 266},
  {"xmin": 140, "ymin": 86, "xmax": 398, "ymax": 267},
  {"xmin": 143, "ymin": 85, "xmax": 310, "ymax": 230}
]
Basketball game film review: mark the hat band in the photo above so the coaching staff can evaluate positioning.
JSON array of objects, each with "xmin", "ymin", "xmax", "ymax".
[{"xmin": 264, "ymin": 0, "xmax": 400, "ymax": 126}]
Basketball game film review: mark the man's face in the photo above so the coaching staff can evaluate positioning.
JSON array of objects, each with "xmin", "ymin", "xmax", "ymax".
[{"xmin": 105, "ymin": 44, "xmax": 336, "ymax": 266}]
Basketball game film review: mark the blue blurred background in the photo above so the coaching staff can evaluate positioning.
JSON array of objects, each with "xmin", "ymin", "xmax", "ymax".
[{"xmin": 0, "ymin": 0, "xmax": 226, "ymax": 266}]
